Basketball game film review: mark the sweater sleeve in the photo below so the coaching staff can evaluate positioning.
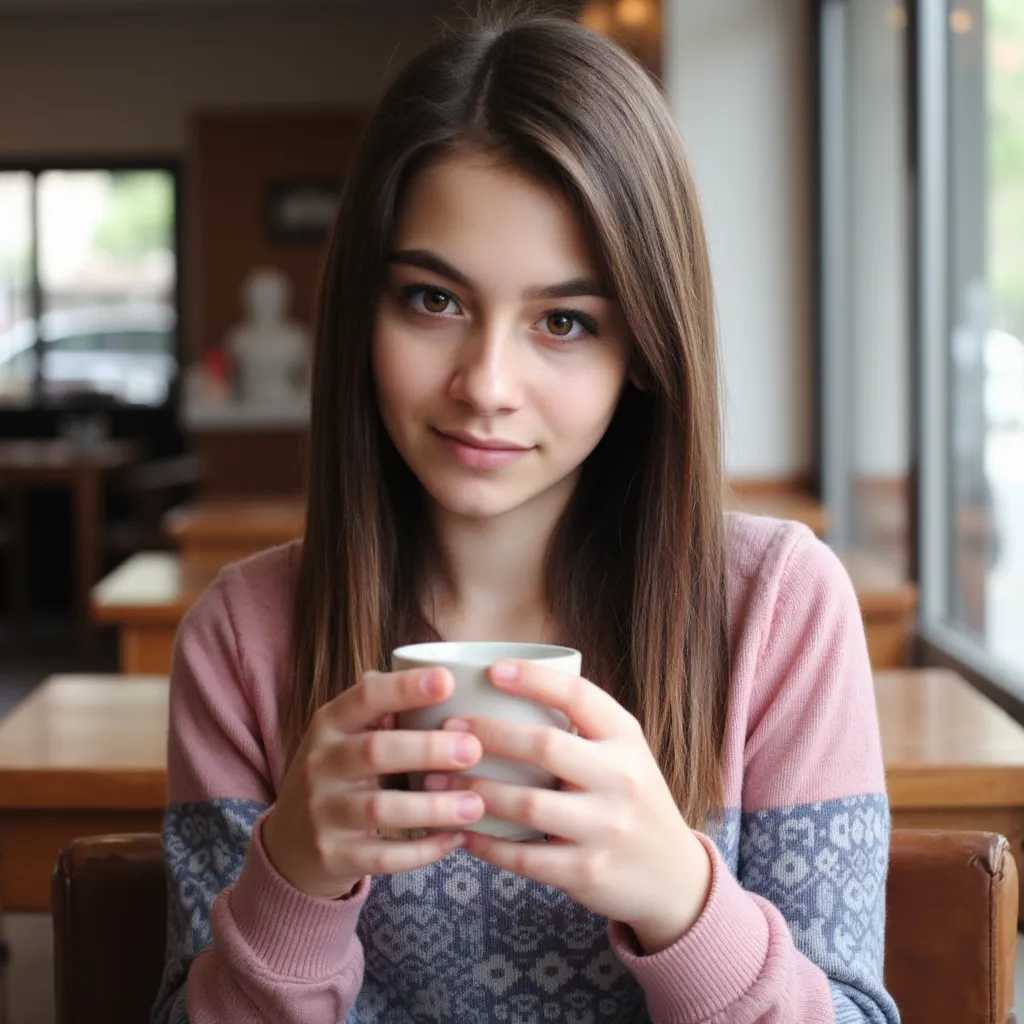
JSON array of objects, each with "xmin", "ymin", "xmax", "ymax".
[
  {"xmin": 150, "ymin": 567, "xmax": 369, "ymax": 1024},
  {"xmin": 611, "ymin": 526, "xmax": 901, "ymax": 1023}
]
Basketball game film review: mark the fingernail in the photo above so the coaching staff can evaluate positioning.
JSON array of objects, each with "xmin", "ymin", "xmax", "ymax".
[
  {"xmin": 445, "ymin": 832, "xmax": 466, "ymax": 848},
  {"xmin": 456, "ymin": 795, "xmax": 482, "ymax": 821},
  {"xmin": 421, "ymin": 670, "xmax": 445, "ymax": 697},
  {"xmin": 453, "ymin": 734, "xmax": 477, "ymax": 764},
  {"xmin": 424, "ymin": 773, "xmax": 450, "ymax": 791},
  {"xmin": 491, "ymin": 662, "xmax": 518, "ymax": 681},
  {"xmin": 444, "ymin": 717, "xmax": 472, "ymax": 733}
]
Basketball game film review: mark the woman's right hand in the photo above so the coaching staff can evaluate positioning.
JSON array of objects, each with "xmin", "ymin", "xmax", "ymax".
[{"xmin": 262, "ymin": 667, "xmax": 484, "ymax": 899}]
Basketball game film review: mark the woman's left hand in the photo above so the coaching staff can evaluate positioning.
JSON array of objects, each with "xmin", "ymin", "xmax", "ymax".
[{"xmin": 432, "ymin": 659, "xmax": 713, "ymax": 954}]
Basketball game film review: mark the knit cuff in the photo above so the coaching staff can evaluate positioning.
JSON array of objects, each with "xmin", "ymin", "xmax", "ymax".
[
  {"xmin": 224, "ymin": 812, "xmax": 371, "ymax": 980},
  {"xmin": 610, "ymin": 832, "xmax": 770, "ymax": 1022}
]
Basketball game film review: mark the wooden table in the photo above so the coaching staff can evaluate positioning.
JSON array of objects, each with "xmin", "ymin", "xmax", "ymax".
[
  {"xmin": 0, "ymin": 675, "xmax": 167, "ymax": 912},
  {"xmin": 839, "ymin": 550, "xmax": 919, "ymax": 668},
  {"xmin": 0, "ymin": 439, "xmax": 138, "ymax": 655},
  {"xmin": 164, "ymin": 497, "xmax": 304, "ymax": 574},
  {"xmin": 91, "ymin": 552, "xmax": 214, "ymax": 673},
  {"xmin": 877, "ymin": 667, "xmax": 1024, "ymax": 925}
]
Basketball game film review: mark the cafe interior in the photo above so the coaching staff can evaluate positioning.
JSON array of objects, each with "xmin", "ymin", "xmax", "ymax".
[{"xmin": 0, "ymin": 0, "xmax": 1023, "ymax": 1021}]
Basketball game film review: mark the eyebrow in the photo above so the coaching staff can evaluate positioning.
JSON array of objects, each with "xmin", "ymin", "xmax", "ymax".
[{"xmin": 388, "ymin": 248, "xmax": 610, "ymax": 301}]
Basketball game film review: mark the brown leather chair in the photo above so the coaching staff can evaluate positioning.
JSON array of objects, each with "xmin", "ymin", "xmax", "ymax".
[
  {"xmin": 885, "ymin": 830, "xmax": 1018, "ymax": 1024},
  {"xmin": 51, "ymin": 829, "xmax": 1019, "ymax": 1024}
]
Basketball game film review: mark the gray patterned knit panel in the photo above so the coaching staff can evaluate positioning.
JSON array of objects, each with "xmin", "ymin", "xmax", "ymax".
[{"xmin": 347, "ymin": 813, "xmax": 739, "ymax": 1023}]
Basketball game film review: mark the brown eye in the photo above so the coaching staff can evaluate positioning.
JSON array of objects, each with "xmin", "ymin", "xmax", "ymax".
[
  {"xmin": 546, "ymin": 313, "xmax": 574, "ymax": 337},
  {"xmin": 423, "ymin": 290, "xmax": 451, "ymax": 314}
]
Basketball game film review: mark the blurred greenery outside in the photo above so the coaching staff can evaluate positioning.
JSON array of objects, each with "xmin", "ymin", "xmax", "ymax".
[
  {"xmin": 93, "ymin": 171, "xmax": 174, "ymax": 261},
  {"xmin": 990, "ymin": 0, "xmax": 1024, "ymax": 338}
]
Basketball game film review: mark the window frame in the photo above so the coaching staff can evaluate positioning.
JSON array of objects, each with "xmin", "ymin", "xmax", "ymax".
[{"xmin": 0, "ymin": 155, "xmax": 184, "ymax": 412}]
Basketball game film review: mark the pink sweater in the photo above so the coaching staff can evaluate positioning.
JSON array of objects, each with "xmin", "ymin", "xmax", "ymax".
[{"xmin": 152, "ymin": 513, "xmax": 899, "ymax": 1023}]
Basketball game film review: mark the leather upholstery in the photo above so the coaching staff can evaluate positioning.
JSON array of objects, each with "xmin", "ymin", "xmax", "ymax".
[{"xmin": 885, "ymin": 830, "xmax": 1018, "ymax": 1024}]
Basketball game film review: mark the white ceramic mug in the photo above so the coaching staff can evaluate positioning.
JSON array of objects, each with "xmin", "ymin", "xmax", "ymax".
[{"xmin": 391, "ymin": 641, "xmax": 582, "ymax": 841}]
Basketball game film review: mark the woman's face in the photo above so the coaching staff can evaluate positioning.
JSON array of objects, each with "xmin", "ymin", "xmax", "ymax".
[{"xmin": 373, "ymin": 152, "xmax": 631, "ymax": 523}]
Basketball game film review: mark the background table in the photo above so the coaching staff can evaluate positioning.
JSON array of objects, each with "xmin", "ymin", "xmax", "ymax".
[
  {"xmin": 877, "ymin": 667, "xmax": 1024, "ymax": 925},
  {"xmin": 164, "ymin": 496, "xmax": 304, "ymax": 573},
  {"xmin": 0, "ymin": 675, "xmax": 167, "ymax": 912},
  {"xmin": 91, "ymin": 553, "xmax": 214, "ymax": 673}
]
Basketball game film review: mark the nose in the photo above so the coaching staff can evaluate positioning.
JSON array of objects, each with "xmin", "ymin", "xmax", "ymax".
[{"xmin": 447, "ymin": 320, "xmax": 523, "ymax": 415}]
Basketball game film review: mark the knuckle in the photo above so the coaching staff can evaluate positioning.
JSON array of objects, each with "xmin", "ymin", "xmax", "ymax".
[
  {"xmin": 366, "ymin": 846, "xmax": 392, "ymax": 876},
  {"xmin": 300, "ymin": 750, "xmax": 324, "ymax": 791},
  {"xmin": 516, "ymin": 789, "xmax": 541, "ymax": 826},
  {"xmin": 510, "ymin": 848, "xmax": 531, "ymax": 877},
  {"xmin": 354, "ymin": 680, "xmax": 377, "ymax": 715},
  {"xmin": 578, "ymin": 851, "xmax": 606, "ymax": 888},
  {"xmin": 364, "ymin": 791, "xmax": 388, "ymax": 827},
  {"xmin": 532, "ymin": 728, "xmax": 557, "ymax": 764},
  {"xmin": 570, "ymin": 676, "xmax": 588, "ymax": 707},
  {"xmin": 605, "ymin": 805, "xmax": 632, "ymax": 842},
  {"xmin": 311, "ymin": 830, "xmax": 335, "ymax": 870},
  {"xmin": 618, "ymin": 766, "xmax": 643, "ymax": 801},
  {"xmin": 360, "ymin": 731, "xmax": 387, "ymax": 768}
]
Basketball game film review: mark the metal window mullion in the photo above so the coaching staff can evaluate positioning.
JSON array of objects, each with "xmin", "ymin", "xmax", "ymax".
[
  {"xmin": 819, "ymin": 0, "xmax": 854, "ymax": 549},
  {"xmin": 29, "ymin": 170, "xmax": 42, "ymax": 404},
  {"xmin": 915, "ymin": 0, "xmax": 951, "ymax": 625}
]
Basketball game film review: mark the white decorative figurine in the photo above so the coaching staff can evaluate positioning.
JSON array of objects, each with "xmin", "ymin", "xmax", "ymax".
[{"xmin": 226, "ymin": 268, "xmax": 311, "ymax": 407}]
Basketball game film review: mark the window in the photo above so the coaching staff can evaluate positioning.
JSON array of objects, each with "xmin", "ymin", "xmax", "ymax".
[
  {"xmin": 0, "ymin": 165, "xmax": 179, "ymax": 408},
  {"xmin": 917, "ymin": 0, "xmax": 1024, "ymax": 690}
]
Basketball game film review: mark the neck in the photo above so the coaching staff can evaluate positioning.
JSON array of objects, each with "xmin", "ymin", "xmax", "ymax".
[{"xmin": 427, "ymin": 475, "xmax": 577, "ymax": 643}]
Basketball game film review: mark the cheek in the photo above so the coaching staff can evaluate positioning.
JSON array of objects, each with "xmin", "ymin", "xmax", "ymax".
[
  {"xmin": 372, "ymin": 322, "xmax": 436, "ymax": 421},
  {"xmin": 540, "ymin": 362, "xmax": 627, "ymax": 448}
]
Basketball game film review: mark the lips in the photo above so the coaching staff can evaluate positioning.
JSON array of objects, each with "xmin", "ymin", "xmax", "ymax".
[
  {"xmin": 433, "ymin": 428, "xmax": 534, "ymax": 470},
  {"xmin": 436, "ymin": 429, "xmax": 530, "ymax": 452}
]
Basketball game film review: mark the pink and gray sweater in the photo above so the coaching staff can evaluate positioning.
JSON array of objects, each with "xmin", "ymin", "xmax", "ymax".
[{"xmin": 152, "ymin": 513, "xmax": 900, "ymax": 1023}]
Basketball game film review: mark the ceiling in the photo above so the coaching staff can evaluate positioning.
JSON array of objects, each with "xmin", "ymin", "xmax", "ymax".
[{"xmin": 0, "ymin": 0, "xmax": 422, "ymax": 11}]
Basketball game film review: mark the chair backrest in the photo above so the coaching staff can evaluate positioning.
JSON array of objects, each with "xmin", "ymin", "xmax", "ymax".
[
  {"xmin": 52, "ymin": 834, "xmax": 166, "ymax": 1024},
  {"xmin": 885, "ymin": 830, "xmax": 1018, "ymax": 1024},
  {"xmin": 51, "ymin": 829, "xmax": 1019, "ymax": 1024}
]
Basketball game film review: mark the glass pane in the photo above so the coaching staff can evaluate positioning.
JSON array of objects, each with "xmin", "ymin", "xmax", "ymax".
[
  {"xmin": 0, "ymin": 171, "xmax": 36, "ymax": 405},
  {"xmin": 36, "ymin": 169, "xmax": 177, "ymax": 406},
  {"xmin": 949, "ymin": 0, "xmax": 1024, "ymax": 672}
]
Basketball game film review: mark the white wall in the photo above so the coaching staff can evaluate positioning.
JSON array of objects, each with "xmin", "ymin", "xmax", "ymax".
[
  {"xmin": 664, "ymin": 0, "xmax": 813, "ymax": 478},
  {"xmin": 0, "ymin": 5, "xmax": 446, "ymax": 155}
]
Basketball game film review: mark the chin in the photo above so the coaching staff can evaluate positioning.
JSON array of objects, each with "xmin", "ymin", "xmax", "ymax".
[{"xmin": 426, "ymin": 485, "xmax": 527, "ymax": 520}]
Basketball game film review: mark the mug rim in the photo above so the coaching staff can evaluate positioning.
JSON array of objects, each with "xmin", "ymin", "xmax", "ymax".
[{"xmin": 391, "ymin": 641, "xmax": 580, "ymax": 666}]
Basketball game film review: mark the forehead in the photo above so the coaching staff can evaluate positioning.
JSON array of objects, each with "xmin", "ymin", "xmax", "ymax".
[{"xmin": 392, "ymin": 152, "xmax": 600, "ymax": 289}]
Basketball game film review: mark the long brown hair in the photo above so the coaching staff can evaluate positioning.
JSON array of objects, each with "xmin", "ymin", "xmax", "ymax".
[{"xmin": 288, "ymin": 11, "xmax": 730, "ymax": 825}]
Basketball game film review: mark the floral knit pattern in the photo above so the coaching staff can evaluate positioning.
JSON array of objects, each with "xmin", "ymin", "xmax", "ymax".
[
  {"xmin": 739, "ymin": 796, "xmax": 894, "ymax": 1023},
  {"xmin": 151, "ymin": 799, "xmax": 268, "ymax": 1024}
]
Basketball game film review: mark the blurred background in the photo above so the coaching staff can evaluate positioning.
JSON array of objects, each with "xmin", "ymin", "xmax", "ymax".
[{"xmin": 1, "ymin": 0, "xmax": 1024, "ymax": 1020}]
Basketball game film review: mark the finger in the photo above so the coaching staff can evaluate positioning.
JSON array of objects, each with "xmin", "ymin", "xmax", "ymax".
[
  {"xmin": 488, "ymin": 661, "xmax": 637, "ymax": 741},
  {"xmin": 444, "ymin": 717, "xmax": 603, "ymax": 790},
  {"xmin": 341, "ymin": 831, "xmax": 467, "ymax": 877},
  {"xmin": 462, "ymin": 831, "xmax": 582, "ymax": 889},
  {"xmin": 326, "ymin": 668, "xmax": 455, "ymax": 732},
  {"xmin": 462, "ymin": 777, "xmax": 593, "ymax": 842},
  {"xmin": 333, "ymin": 788, "xmax": 485, "ymax": 830},
  {"xmin": 327, "ymin": 728, "xmax": 482, "ymax": 780}
]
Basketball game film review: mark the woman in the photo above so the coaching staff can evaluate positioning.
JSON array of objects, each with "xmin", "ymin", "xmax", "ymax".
[{"xmin": 153, "ymin": 12, "xmax": 899, "ymax": 1023}]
